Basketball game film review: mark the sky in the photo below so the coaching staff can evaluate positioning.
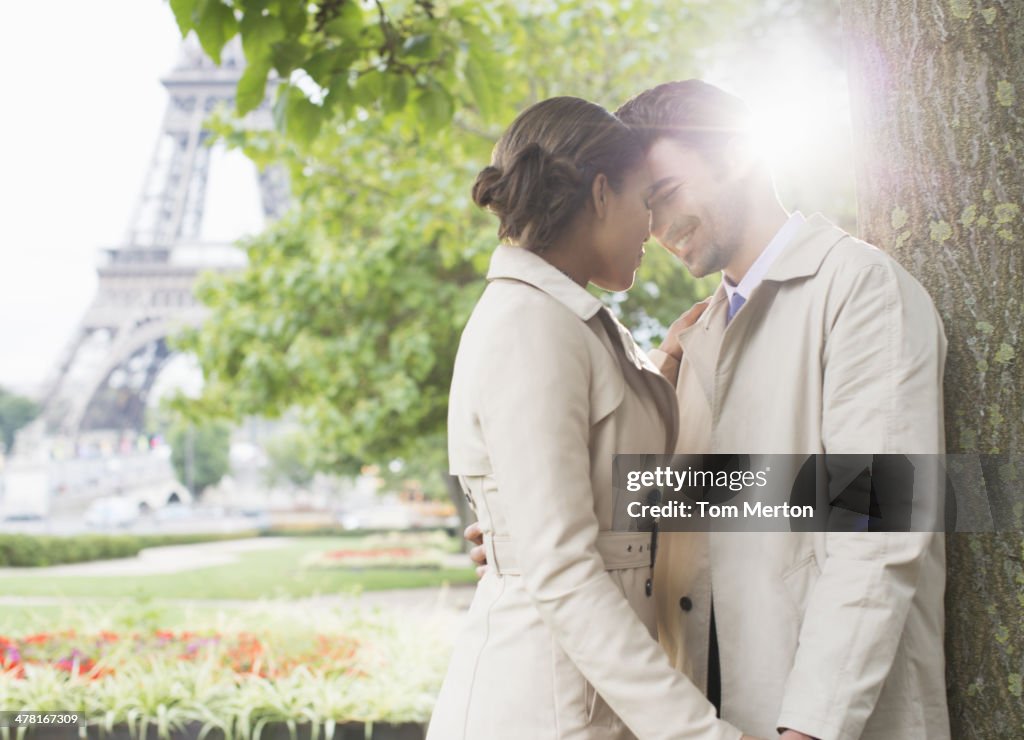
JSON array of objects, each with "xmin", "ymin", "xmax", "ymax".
[
  {"xmin": 0, "ymin": 2, "xmax": 853, "ymax": 397},
  {"xmin": 0, "ymin": 1, "xmax": 263, "ymax": 395}
]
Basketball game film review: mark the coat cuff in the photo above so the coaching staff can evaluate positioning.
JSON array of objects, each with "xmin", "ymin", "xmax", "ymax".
[{"xmin": 776, "ymin": 709, "xmax": 843, "ymax": 740}]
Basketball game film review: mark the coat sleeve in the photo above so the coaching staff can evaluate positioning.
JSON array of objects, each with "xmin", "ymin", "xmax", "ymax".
[
  {"xmin": 776, "ymin": 261, "xmax": 947, "ymax": 740},
  {"xmin": 475, "ymin": 299, "xmax": 741, "ymax": 740}
]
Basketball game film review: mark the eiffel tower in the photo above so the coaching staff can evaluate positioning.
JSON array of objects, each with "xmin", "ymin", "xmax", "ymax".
[{"xmin": 37, "ymin": 37, "xmax": 287, "ymax": 442}]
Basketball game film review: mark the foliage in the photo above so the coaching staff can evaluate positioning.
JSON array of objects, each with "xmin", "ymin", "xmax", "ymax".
[
  {"xmin": 0, "ymin": 533, "xmax": 253, "ymax": 568},
  {"xmin": 176, "ymin": 0, "xmax": 745, "ymax": 481},
  {"xmin": 169, "ymin": 0, "xmax": 513, "ymax": 145},
  {"xmin": 263, "ymin": 430, "xmax": 318, "ymax": 489},
  {"xmin": 0, "ymin": 387, "xmax": 39, "ymax": 454},
  {"xmin": 169, "ymin": 421, "xmax": 232, "ymax": 498}
]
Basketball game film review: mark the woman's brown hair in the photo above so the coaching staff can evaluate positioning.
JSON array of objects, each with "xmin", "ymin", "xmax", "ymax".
[{"xmin": 472, "ymin": 97, "xmax": 644, "ymax": 253}]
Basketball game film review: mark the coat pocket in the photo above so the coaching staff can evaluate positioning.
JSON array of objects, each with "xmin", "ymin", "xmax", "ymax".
[
  {"xmin": 551, "ymin": 638, "xmax": 623, "ymax": 731},
  {"xmin": 583, "ymin": 679, "xmax": 622, "ymax": 728}
]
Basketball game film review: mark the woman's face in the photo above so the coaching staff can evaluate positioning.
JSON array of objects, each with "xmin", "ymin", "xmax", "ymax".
[{"xmin": 588, "ymin": 165, "xmax": 653, "ymax": 292}]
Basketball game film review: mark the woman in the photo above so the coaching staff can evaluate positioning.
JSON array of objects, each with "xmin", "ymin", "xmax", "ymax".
[{"xmin": 427, "ymin": 97, "xmax": 748, "ymax": 740}]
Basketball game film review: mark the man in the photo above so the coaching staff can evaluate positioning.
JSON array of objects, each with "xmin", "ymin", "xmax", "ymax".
[{"xmin": 469, "ymin": 79, "xmax": 950, "ymax": 740}]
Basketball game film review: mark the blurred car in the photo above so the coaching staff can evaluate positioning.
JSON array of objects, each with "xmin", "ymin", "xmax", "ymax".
[
  {"xmin": 84, "ymin": 496, "xmax": 143, "ymax": 528},
  {"xmin": 337, "ymin": 503, "xmax": 415, "ymax": 531}
]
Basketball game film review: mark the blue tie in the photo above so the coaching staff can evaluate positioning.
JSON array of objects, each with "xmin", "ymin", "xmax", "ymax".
[{"xmin": 727, "ymin": 292, "xmax": 746, "ymax": 323}]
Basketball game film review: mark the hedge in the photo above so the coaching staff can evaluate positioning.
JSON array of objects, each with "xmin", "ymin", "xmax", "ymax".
[{"xmin": 0, "ymin": 533, "xmax": 257, "ymax": 568}]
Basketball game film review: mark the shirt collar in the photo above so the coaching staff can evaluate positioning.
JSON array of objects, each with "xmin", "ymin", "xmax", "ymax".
[
  {"xmin": 722, "ymin": 210, "xmax": 806, "ymax": 303},
  {"xmin": 486, "ymin": 244, "xmax": 605, "ymax": 320}
]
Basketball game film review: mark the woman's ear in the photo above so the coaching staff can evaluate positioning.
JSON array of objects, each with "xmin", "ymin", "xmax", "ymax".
[{"xmin": 591, "ymin": 173, "xmax": 609, "ymax": 220}]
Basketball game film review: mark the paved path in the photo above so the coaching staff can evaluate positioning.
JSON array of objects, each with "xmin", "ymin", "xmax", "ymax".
[{"xmin": 0, "ymin": 584, "xmax": 478, "ymax": 616}]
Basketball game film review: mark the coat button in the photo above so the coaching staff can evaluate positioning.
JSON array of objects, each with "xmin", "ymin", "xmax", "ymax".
[
  {"xmin": 679, "ymin": 596, "xmax": 693, "ymax": 612},
  {"xmin": 645, "ymin": 578, "xmax": 653, "ymax": 597}
]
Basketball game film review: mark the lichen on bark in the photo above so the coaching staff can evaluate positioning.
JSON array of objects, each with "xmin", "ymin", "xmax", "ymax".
[{"xmin": 841, "ymin": 0, "xmax": 1023, "ymax": 735}]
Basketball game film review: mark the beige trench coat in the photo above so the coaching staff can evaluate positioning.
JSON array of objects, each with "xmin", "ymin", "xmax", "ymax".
[
  {"xmin": 429, "ymin": 245, "xmax": 741, "ymax": 740},
  {"xmin": 648, "ymin": 215, "xmax": 951, "ymax": 740}
]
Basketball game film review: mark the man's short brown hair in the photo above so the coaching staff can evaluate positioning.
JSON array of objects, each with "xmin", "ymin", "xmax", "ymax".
[{"xmin": 615, "ymin": 80, "xmax": 753, "ymax": 154}]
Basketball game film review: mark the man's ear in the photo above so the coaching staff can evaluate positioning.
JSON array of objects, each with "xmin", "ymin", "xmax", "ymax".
[{"xmin": 591, "ymin": 173, "xmax": 609, "ymax": 219}]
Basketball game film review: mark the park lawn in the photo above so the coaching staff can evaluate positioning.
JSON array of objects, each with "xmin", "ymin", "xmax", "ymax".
[{"xmin": 0, "ymin": 536, "xmax": 476, "ymax": 601}]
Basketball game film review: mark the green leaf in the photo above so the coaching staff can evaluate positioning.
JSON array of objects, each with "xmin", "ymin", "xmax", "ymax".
[
  {"xmin": 169, "ymin": 0, "xmax": 198, "ymax": 37},
  {"xmin": 276, "ymin": 0, "xmax": 307, "ymax": 35},
  {"xmin": 383, "ymin": 74, "xmax": 410, "ymax": 113},
  {"xmin": 305, "ymin": 46, "xmax": 360, "ymax": 88},
  {"xmin": 414, "ymin": 82, "xmax": 454, "ymax": 133},
  {"xmin": 239, "ymin": 9, "xmax": 285, "ymax": 61},
  {"xmin": 275, "ymin": 86, "xmax": 324, "ymax": 148},
  {"xmin": 270, "ymin": 39, "xmax": 308, "ymax": 76},
  {"xmin": 236, "ymin": 58, "xmax": 272, "ymax": 115},
  {"xmin": 400, "ymin": 34, "xmax": 435, "ymax": 61},
  {"xmin": 324, "ymin": 2, "xmax": 364, "ymax": 41},
  {"xmin": 193, "ymin": 0, "xmax": 239, "ymax": 65},
  {"xmin": 465, "ymin": 49, "xmax": 498, "ymax": 122},
  {"xmin": 353, "ymin": 69, "xmax": 386, "ymax": 106},
  {"xmin": 322, "ymin": 73, "xmax": 356, "ymax": 119}
]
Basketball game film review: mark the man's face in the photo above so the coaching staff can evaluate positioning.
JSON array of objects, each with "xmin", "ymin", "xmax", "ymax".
[{"xmin": 643, "ymin": 137, "xmax": 747, "ymax": 278}]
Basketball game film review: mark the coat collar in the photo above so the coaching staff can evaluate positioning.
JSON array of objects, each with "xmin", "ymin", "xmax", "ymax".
[
  {"xmin": 676, "ymin": 214, "xmax": 850, "ymax": 408},
  {"xmin": 486, "ymin": 244, "xmax": 605, "ymax": 320},
  {"xmin": 486, "ymin": 244, "xmax": 679, "ymax": 451},
  {"xmin": 761, "ymin": 213, "xmax": 849, "ymax": 284}
]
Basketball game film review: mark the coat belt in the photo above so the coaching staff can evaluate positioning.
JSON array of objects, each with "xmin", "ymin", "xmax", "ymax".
[{"xmin": 484, "ymin": 531, "xmax": 654, "ymax": 576}]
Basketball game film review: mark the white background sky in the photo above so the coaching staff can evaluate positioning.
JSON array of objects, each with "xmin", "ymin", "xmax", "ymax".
[
  {"xmin": 0, "ymin": 2, "xmax": 851, "ymax": 396},
  {"xmin": 0, "ymin": 1, "xmax": 264, "ymax": 394}
]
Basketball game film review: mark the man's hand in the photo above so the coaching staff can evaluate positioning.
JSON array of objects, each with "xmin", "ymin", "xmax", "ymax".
[
  {"xmin": 779, "ymin": 730, "xmax": 816, "ymax": 739},
  {"xmin": 659, "ymin": 299, "xmax": 711, "ymax": 361},
  {"xmin": 464, "ymin": 521, "xmax": 487, "ymax": 578}
]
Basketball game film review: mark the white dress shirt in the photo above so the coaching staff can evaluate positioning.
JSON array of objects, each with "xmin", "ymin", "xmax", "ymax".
[{"xmin": 722, "ymin": 210, "xmax": 806, "ymax": 314}]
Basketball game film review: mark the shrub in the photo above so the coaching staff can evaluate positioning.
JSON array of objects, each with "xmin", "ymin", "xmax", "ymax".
[{"xmin": 0, "ymin": 533, "xmax": 257, "ymax": 568}]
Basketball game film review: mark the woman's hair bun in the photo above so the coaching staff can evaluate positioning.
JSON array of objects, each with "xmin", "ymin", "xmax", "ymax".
[
  {"xmin": 472, "ymin": 142, "xmax": 587, "ymax": 250},
  {"xmin": 470, "ymin": 164, "xmax": 504, "ymax": 210},
  {"xmin": 471, "ymin": 97, "xmax": 643, "ymax": 252}
]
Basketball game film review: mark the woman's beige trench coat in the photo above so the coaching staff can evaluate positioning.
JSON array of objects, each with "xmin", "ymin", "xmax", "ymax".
[{"xmin": 427, "ymin": 245, "xmax": 741, "ymax": 740}]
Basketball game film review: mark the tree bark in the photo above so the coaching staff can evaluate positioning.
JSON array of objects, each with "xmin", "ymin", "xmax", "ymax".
[{"xmin": 841, "ymin": 1, "xmax": 1023, "ymax": 735}]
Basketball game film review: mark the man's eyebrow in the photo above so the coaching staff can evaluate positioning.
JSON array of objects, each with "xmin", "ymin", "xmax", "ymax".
[{"xmin": 645, "ymin": 177, "xmax": 678, "ymax": 199}]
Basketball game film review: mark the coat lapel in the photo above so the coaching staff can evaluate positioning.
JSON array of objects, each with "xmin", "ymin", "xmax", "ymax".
[
  {"xmin": 678, "ymin": 285, "xmax": 728, "ymax": 409},
  {"xmin": 596, "ymin": 308, "xmax": 680, "ymax": 454}
]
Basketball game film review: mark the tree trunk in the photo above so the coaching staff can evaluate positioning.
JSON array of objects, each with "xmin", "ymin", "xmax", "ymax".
[{"xmin": 841, "ymin": 1, "xmax": 1023, "ymax": 735}]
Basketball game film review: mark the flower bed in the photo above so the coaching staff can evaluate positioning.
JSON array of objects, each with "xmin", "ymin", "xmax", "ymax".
[
  {"xmin": 1, "ymin": 629, "xmax": 360, "ymax": 682},
  {"xmin": 0, "ymin": 604, "xmax": 454, "ymax": 740},
  {"xmin": 301, "ymin": 532, "xmax": 456, "ymax": 571}
]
